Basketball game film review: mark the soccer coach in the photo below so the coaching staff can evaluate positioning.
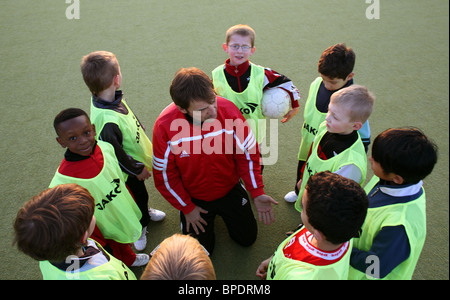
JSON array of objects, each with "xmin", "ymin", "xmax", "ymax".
[{"xmin": 152, "ymin": 67, "xmax": 278, "ymax": 254}]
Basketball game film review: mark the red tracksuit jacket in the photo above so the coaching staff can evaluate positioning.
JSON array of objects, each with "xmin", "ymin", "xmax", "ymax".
[{"xmin": 152, "ymin": 97, "xmax": 265, "ymax": 215}]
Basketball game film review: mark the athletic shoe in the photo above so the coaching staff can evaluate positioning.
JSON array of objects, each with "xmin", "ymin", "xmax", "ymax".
[
  {"xmin": 134, "ymin": 226, "xmax": 147, "ymax": 251},
  {"xmin": 131, "ymin": 253, "xmax": 150, "ymax": 267},
  {"xmin": 284, "ymin": 191, "xmax": 298, "ymax": 203},
  {"xmin": 149, "ymin": 208, "xmax": 166, "ymax": 222}
]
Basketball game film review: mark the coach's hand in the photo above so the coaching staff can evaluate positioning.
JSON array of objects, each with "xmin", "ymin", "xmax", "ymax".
[
  {"xmin": 185, "ymin": 206, "xmax": 208, "ymax": 235},
  {"xmin": 254, "ymin": 194, "xmax": 278, "ymax": 225}
]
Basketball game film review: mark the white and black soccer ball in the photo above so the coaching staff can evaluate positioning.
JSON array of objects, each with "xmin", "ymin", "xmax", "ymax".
[{"xmin": 261, "ymin": 88, "xmax": 290, "ymax": 118}]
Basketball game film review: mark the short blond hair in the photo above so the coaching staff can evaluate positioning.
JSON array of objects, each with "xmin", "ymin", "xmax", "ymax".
[
  {"xmin": 330, "ymin": 85, "xmax": 375, "ymax": 123},
  {"xmin": 225, "ymin": 24, "xmax": 256, "ymax": 47},
  {"xmin": 141, "ymin": 234, "xmax": 216, "ymax": 280}
]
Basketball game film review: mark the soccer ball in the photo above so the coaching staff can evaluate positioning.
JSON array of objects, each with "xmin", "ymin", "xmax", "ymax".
[{"xmin": 261, "ymin": 88, "xmax": 291, "ymax": 118}]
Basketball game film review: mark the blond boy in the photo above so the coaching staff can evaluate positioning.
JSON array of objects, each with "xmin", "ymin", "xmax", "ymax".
[
  {"xmin": 295, "ymin": 85, "xmax": 375, "ymax": 212},
  {"xmin": 141, "ymin": 234, "xmax": 215, "ymax": 280}
]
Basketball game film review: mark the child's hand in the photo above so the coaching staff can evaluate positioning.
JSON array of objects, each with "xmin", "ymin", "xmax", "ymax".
[
  {"xmin": 256, "ymin": 256, "xmax": 273, "ymax": 279},
  {"xmin": 281, "ymin": 107, "xmax": 299, "ymax": 123},
  {"xmin": 137, "ymin": 167, "xmax": 151, "ymax": 181},
  {"xmin": 296, "ymin": 179, "xmax": 302, "ymax": 190}
]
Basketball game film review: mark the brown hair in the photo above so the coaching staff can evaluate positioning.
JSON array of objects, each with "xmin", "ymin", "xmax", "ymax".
[
  {"xmin": 318, "ymin": 43, "xmax": 355, "ymax": 80},
  {"xmin": 80, "ymin": 51, "xmax": 120, "ymax": 95},
  {"xmin": 330, "ymin": 84, "xmax": 375, "ymax": 123},
  {"xmin": 225, "ymin": 24, "xmax": 256, "ymax": 47},
  {"xmin": 169, "ymin": 67, "xmax": 216, "ymax": 110},
  {"xmin": 13, "ymin": 184, "xmax": 95, "ymax": 262},
  {"xmin": 305, "ymin": 171, "xmax": 368, "ymax": 245},
  {"xmin": 141, "ymin": 234, "xmax": 216, "ymax": 280}
]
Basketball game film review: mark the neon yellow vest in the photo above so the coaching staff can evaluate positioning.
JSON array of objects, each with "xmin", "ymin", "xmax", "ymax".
[
  {"xmin": 90, "ymin": 98, "xmax": 153, "ymax": 177},
  {"xmin": 39, "ymin": 239, "xmax": 137, "ymax": 280},
  {"xmin": 212, "ymin": 62, "xmax": 266, "ymax": 143},
  {"xmin": 298, "ymin": 77, "xmax": 324, "ymax": 161},
  {"xmin": 295, "ymin": 121, "xmax": 367, "ymax": 212},
  {"xmin": 348, "ymin": 176, "xmax": 427, "ymax": 280},
  {"xmin": 50, "ymin": 141, "xmax": 142, "ymax": 243},
  {"xmin": 267, "ymin": 227, "xmax": 353, "ymax": 280}
]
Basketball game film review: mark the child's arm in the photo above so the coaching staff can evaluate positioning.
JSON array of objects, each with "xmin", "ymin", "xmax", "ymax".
[
  {"xmin": 263, "ymin": 68, "xmax": 300, "ymax": 122},
  {"xmin": 350, "ymin": 226, "xmax": 411, "ymax": 279},
  {"xmin": 256, "ymin": 256, "xmax": 273, "ymax": 279},
  {"xmin": 334, "ymin": 164, "xmax": 362, "ymax": 185},
  {"xmin": 99, "ymin": 123, "xmax": 147, "ymax": 177}
]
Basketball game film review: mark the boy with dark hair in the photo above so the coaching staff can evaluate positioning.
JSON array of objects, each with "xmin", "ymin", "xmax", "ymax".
[
  {"xmin": 81, "ymin": 51, "xmax": 165, "ymax": 251},
  {"xmin": 285, "ymin": 43, "xmax": 371, "ymax": 202},
  {"xmin": 50, "ymin": 108, "xmax": 148, "ymax": 267},
  {"xmin": 349, "ymin": 127, "xmax": 438, "ymax": 280},
  {"xmin": 256, "ymin": 171, "xmax": 368, "ymax": 280},
  {"xmin": 14, "ymin": 184, "xmax": 136, "ymax": 279}
]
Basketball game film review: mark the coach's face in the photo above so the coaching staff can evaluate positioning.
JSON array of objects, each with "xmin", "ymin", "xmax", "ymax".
[{"xmin": 181, "ymin": 96, "xmax": 218, "ymax": 124}]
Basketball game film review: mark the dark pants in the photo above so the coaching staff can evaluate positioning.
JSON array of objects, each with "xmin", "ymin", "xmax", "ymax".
[
  {"xmin": 126, "ymin": 175, "xmax": 150, "ymax": 228},
  {"xmin": 180, "ymin": 183, "xmax": 258, "ymax": 255}
]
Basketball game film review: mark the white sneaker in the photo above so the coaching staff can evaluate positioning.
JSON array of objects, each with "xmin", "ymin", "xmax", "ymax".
[
  {"xmin": 149, "ymin": 208, "xmax": 166, "ymax": 222},
  {"xmin": 134, "ymin": 226, "xmax": 147, "ymax": 251},
  {"xmin": 284, "ymin": 191, "xmax": 298, "ymax": 203},
  {"xmin": 131, "ymin": 253, "xmax": 149, "ymax": 267}
]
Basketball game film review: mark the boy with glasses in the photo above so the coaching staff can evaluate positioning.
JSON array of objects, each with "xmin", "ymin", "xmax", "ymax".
[{"xmin": 212, "ymin": 24, "xmax": 301, "ymax": 147}]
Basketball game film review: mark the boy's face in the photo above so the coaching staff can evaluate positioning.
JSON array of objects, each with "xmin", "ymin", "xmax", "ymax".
[
  {"xmin": 320, "ymin": 73, "xmax": 354, "ymax": 92},
  {"xmin": 369, "ymin": 156, "xmax": 404, "ymax": 184},
  {"xmin": 325, "ymin": 101, "xmax": 358, "ymax": 135},
  {"xmin": 56, "ymin": 115, "xmax": 96, "ymax": 156},
  {"xmin": 223, "ymin": 34, "xmax": 255, "ymax": 66}
]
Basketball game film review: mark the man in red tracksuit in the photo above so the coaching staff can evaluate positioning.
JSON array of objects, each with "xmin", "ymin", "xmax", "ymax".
[{"xmin": 152, "ymin": 67, "xmax": 278, "ymax": 254}]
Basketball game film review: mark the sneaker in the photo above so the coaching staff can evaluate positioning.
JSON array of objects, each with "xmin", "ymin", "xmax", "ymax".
[
  {"xmin": 149, "ymin": 208, "xmax": 166, "ymax": 222},
  {"xmin": 131, "ymin": 253, "xmax": 150, "ymax": 267},
  {"xmin": 284, "ymin": 191, "xmax": 298, "ymax": 203},
  {"xmin": 134, "ymin": 226, "xmax": 147, "ymax": 251}
]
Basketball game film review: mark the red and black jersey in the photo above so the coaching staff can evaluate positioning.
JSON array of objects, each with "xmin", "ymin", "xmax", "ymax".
[{"xmin": 221, "ymin": 59, "xmax": 300, "ymax": 108}]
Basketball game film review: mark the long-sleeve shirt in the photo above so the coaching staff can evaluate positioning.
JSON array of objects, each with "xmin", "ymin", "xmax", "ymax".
[{"xmin": 152, "ymin": 97, "xmax": 264, "ymax": 215}]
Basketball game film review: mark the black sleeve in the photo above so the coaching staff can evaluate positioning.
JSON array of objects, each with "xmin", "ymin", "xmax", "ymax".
[{"xmin": 98, "ymin": 122, "xmax": 144, "ymax": 177}]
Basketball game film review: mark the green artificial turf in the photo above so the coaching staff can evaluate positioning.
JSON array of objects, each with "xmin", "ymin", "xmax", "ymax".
[{"xmin": 0, "ymin": 0, "xmax": 448, "ymax": 280}]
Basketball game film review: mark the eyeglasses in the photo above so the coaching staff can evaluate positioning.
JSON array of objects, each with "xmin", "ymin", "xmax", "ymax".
[{"xmin": 228, "ymin": 44, "xmax": 252, "ymax": 52}]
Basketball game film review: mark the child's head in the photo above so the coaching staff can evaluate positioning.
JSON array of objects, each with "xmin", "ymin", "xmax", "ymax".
[
  {"xmin": 13, "ymin": 184, "xmax": 96, "ymax": 262},
  {"xmin": 81, "ymin": 51, "xmax": 121, "ymax": 95},
  {"xmin": 300, "ymin": 171, "xmax": 368, "ymax": 245},
  {"xmin": 141, "ymin": 234, "xmax": 216, "ymax": 280},
  {"xmin": 318, "ymin": 43, "xmax": 355, "ymax": 91},
  {"xmin": 326, "ymin": 85, "xmax": 374, "ymax": 135},
  {"xmin": 223, "ymin": 24, "xmax": 256, "ymax": 66},
  {"xmin": 170, "ymin": 67, "xmax": 217, "ymax": 123},
  {"xmin": 54, "ymin": 108, "xmax": 96, "ymax": 156},
  {"xmin": 370, "ymin": 127, "xmax": 438, "ymax": 184}
]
